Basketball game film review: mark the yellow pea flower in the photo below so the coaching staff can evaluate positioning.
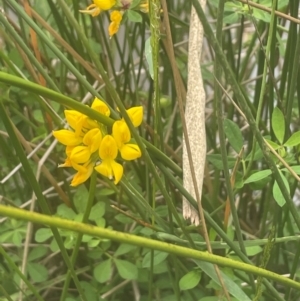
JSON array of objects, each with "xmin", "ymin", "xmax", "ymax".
[
  {"xmin": 139, "ymin": 0, "xmax": 149, "ymax": 13},
  {"xmin": 52, "ymin": 130, "xmax": 82, "ymax": 146},
  {"xmin": 91, "ymin": 98, "xmax": 111, "ymax": 116},
  {"xmin": 95, "ymin": 135, "xmax": 123, "ymax": 184},
  {"xmin": 71, "ymin": 161, "xmax": 94, "ymax": 187},
  {"xmin": 64, "ymin": 110, "xmax": 83, "ymax": 130},
  {"xmin": 83, "ymin": 128, "xmax": 102, "ymax": 153},
  {"xmin": 94, "ymin": 0, "xmax": 116, "ymax": 10},
  {"xmin": 70, "ymin": 146, "xmax": 91, "ymax": 164},
  {"xmin": 126, "ymin": 106, "xmax": 143, "ymax": 127},
  {"xmin": 108, "ymin": 10, "xmax": 123, "ymax": 37},
  {"xmin": 113, "ymin": 120, "xmax": 141, "ymax": 160},
  {"xmin": 80, "ymin": 0, "xmax": 116, "ymax": 17}
]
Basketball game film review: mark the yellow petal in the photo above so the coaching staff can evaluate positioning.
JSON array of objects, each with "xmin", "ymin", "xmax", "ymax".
[
  {"xmin": 64, "ymin": 110, "xmax": 83, "ymax": 130},
  {"xmin": 71, "ymin": 163, "xmax": 94, "ymax": 186},
  {"xmin": 58, "ymin": 157, "xmax": 72, "ymax": 168},
  {"xmin": 70, "ymin": 146, "xmax": 91, "ymax": 164},
  {"xmin": 94, "ymin": 0, "xmax": 116, "ymax": 10},
  {"xmin": 91, "ymin": 98, "xmax": 110, "ymax": 116},
  {"xmin": 79, "ymin": 4, "xmax": 101, "ymax": 17},
  {"xmin": 139, "ymin": 0, "xmax": 149, "ymax": 13},
  {"xmin": 99, "ymin": 135, "xmax": 118, "ymax": 160},
  {"xmin": 83, "ymin": 128, "xmax": 102, "ymax": 153},
  {"xmin": 120, "ymin": 144, "xmax": 141, "ymax": 160},
  {"xmin": 94, "ymin": 159, "xmax": 123, "ymax": 184},
  {"xmin": 126, "ymin": 106, "xmax": 143, "ymax": 127},
  {"xmin": 109, "ymin": 10, "xmax": 122, "ymax": 37},
  {"xmin": 112, "ymin": 120, "xmax": 131, "ymax": 147},
  {"xmin": 108, "ymin": 21, "xmax": 120, "ymax": 37},
  {"xmin": 111, "ymin": 160, "xmax": 123, "ymax": 184},
  {"xmin": 53, "ymin": 130, "xmax": 82, "ymax": 146}
]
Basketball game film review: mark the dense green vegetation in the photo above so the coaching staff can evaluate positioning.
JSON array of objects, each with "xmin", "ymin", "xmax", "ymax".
[{"xmin": 0, "ymin": 0, "xmax": 300, "ymax": 300}]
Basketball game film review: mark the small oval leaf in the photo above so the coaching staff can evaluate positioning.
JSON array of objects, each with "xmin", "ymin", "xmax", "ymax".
[
  {"xmin": 142, "ymin": 251, "xmax": 169, "ymax": 268},
  {"xmin": 179, "ymin": 270, "xmax": 201, "ymax": 291},
  {"xmin": 284, "ymin": 131, "xmax": 300, "ymax": 147},
  {"xmin": 223, "ymin": 119, "xmax": 243, "ymax": 153},
  {"xmin": 114, "ymin": 259, "xmax": 138, "ymax": 280},
  {"xmin": 272, "ymin": 171, "xmax": 289, "ymax": 207},
  {"xmin": 244, "ymin": 169, "xmax": 272, "ymax": 184},
  {"xmin": 94, "ymin": 259, "xmax": 112, "ymax": 283},
  {"xmin": 272, "ymin": 107, "xmax": 285, "ymax": 144}
]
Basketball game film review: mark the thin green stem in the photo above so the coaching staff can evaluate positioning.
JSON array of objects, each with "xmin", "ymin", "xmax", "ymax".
[{"xmin": 0, "ymin": 204, "xmax": 299, "ymax": 290}]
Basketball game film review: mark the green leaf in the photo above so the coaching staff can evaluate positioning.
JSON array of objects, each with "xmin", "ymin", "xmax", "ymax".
[
  {"xmin": 127, "ymin": 10, "xmax": 142, "ymax": 22},
  {"xmin": 290, "ymin": 165, "xmax": 300, "ymax": 174},
  {"xmin": 35, "ymin": 228, "xmax": 52, "ymax": 242},
  {"xmin": 223, "ymin": 119, "xmax": 243, "ymax": 153},
  {"xmin": 207, "ymin": 154, "xmax": 236, "ymax": 170},
  {"xmin": 252, "ymin": 8, "xmax": 270, "ymax": 22},
  {"xmin": 115, "ymin": 243, "xmax": 137, "ymax": 256},
  {"xmin": 284, "ymin": 131, "xmax": 300, "ymax": 147},
  {"xmin": 32, "ymin": 110, "xmax": 44, "ymax": 123},
  {"xmin": 89, "ymin": 202, "xmax": 106, "ymax": 221},
  {"xmin": 179, "ymin": 270, "xmax": 201, "ymax": 290},
  {"xmin": 80, "ymin": 281, "xmax": 97, "ymax": 301},
  {"xmin": 114, "ymin": 259, "xmax": 138, "ymax": 280},
  {"xmin": 145, "ymin": 38, "xmax": 154, "ymax": 79},
  {"xmin": 245, "ymin": 245, "xmax": 263, "ymax": 256},
  {"xmin": 73, "ymin": 185, "xmax": 89, "ymax": 213},
  {"xmin": 194, "ymin": 260, "xmax": 251, "ymax": 301},
  {"xmin": 264, "ymin": 138, "xmax": 281, "ymax": 150},
  {"xmin": 245, "ymin": 146, "xmax": 263, "ymax": 161},
  {"xmin": 273, "ymin": 170, "xmax": 289, "ymax": 207},
  {"xmin": 272, "ymin": 107, "xmax": 285, "ymax": 144},
  {"xmin": 88, "ymin": 239, "xmax": 101, "ymax": 248},
  {"xmin": 57, "ymin": 204, "xmax": 76, "ymax": 220},
  {"xmin": 27, "ymin": 246, "xmax": 48, "ymax": 261},
  {"xmin": 114, "ymin": 213, "xmax": 133, "ymax": 224},
  {"xmin": 223, "ymin": 13, "xmax": 240, "ymax": 24},
  {"xmin": 244, "ymin": 169, "xmax": 272, "ymax": 184},
  {"xmin": 142, "ymin": 250, "xmax": 169, "ymax": 268},
  {"xmin": 27, "ymin": 262, "xmax": 48, "ymax": 283},
  {"xmin": 130, "ymin": 0, "xmax": 141, "ymax": 9},
  {"xmin": 94, "ymin": 259, "xmax": 112, "ymax": 283},
  {"xmin": 12, "ymin": 231, "xmax": 22, "ymax": 246}
]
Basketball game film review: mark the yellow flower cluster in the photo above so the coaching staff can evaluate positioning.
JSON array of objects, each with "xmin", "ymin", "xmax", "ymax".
[
  {"xmin": 53, "ymin": 98, "xmax": 143, "ymax": 186},
  {"xmin": 80, "ymin": 0, "xmax": 149, "ymax": 37}
]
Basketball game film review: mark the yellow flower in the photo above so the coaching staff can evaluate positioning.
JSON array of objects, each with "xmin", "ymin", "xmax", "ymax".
[
  {"xmin": 113, "ymin": 120, "xmax": 141, "ymax": 160},
  {"xmin": 91, "ymin": 98, "xmax": 110, "ymax": 116},
  {"xmin": 52, "ymin": 130, "xmax": 82, "ymax": 146},
  {"xmin": 95, "ymin": 135, "xmax": 123, "ymax": 184},
  {"xmin": 126, "ymin": 106, "xmax": 143, "ymax": 127},
  {"xmin": 70, "ymin": 146, "xmax": 91, "ymax": 164},
  {"xmin": 71, "ymin": 161, "xmax": 94, "ymax": 186},
  {"xmin": 83, "ymin": 128, "xmax": 102, "ymax": 153},
  {"xmin": 139, "ymin": 0, "xmax": 149, "ymax": 13},
  {"xmin": 108, "ymin": 10, "xmax": 123, "ymax": 37},
  {"xmin": 64, "ymin": 110, "xmax": 89, "ymax": 137},
  {"xmin": 79, "ymin": 0, "xmax": 116, "ymax": 17},
  {"xmin": 94, "ymin": 0, "xmax": 116, "ymax": 10}
]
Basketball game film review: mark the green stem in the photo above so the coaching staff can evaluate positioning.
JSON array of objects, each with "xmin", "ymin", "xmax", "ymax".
[{"xmin": 0, "ymin": 204, "xmax": 299, "ymax": 290}]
